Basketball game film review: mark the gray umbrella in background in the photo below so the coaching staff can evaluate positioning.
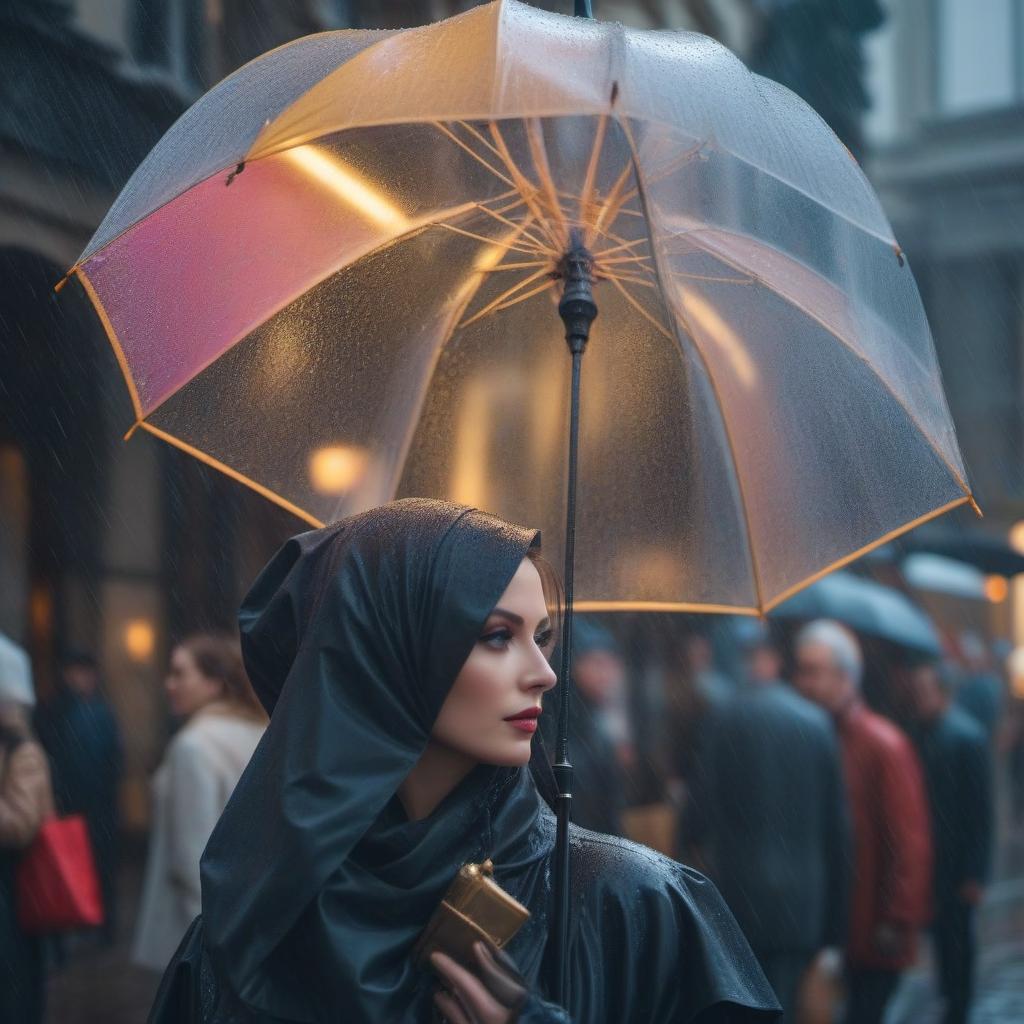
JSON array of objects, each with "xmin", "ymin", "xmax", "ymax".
[{"xmin": 770, "ymin": 570, "xmax": 941, "ymax": 656}]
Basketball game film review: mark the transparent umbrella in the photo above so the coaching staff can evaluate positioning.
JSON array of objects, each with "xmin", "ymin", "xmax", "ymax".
[{"xmin": 59, "ymin": 0, "xmax": 978, "ymax": 996}]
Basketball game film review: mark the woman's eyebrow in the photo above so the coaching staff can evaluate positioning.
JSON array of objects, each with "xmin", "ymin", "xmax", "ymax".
[{"xmin": 490, "ymin": 608, "xmax": 551, "ymax": 630}]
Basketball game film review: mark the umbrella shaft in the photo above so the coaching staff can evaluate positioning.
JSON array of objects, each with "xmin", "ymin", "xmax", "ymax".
[
  {"xmin": 552, "ymin": 343, "xmax": 582, "ymax": 1006},
  {"xmin": 553, "ymin": 233, "xmax": 597, "ymax": 1005}
]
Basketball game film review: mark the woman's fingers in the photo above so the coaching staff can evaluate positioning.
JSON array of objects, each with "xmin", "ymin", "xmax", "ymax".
[
  {"xmin": 434, "ymin": 988, "xmax": 474, "ymax": 1024},
  {"xmin": 472, "ymin": 942, "xmax": 529, "ymax": 1009},
  {"xmin": 430, "ymin": 951, "xmax": 500, "ymax": 1023}
]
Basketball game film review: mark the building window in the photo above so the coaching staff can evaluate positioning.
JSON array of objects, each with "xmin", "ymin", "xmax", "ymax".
[
  {"xmin": 937, "ymin": 0, "xmax": 1022, "ymax": 115},
  {"xmin": 132, "ymin": 0, "xmax": 208, "ymax": 91}
]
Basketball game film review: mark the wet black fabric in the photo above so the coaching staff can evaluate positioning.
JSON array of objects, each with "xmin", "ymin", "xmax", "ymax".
[{"xmin": 149, "ymin": 498, "xmax": 781, "ymax": 1024}]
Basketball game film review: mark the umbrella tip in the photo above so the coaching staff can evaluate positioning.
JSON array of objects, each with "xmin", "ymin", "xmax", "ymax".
[{"xmin": 968, "ymin": 496, "xmax": 983, "ymax": 518}]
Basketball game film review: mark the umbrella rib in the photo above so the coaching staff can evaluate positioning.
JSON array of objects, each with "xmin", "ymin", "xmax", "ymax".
[
  {"xmin": 526, "ymin": 118, "xmax": 570, "ymax": 248},
  {"xmin": 593, "ymin": 235, "xmax": 650, "ymax": 259},
  {"xmin": 487, "ymin": 122, "xmax": 563, "ymax": 251},
  {"xmin": 590, "ymin": 160, "xmax": 636, "ymax": 240},
  {"xmin": 479, "ymin": 259, "xmax": 551, "ymax": 272},
  {"xmin": 682, "ymin": 237, "xmax": 976, "ymax": 506},
  {"xmin": 595, "ymin": 254, "xmax": 653, "ymax": 266},
  {"xmin": 578, "ymin": 113, "xmax": 609, "ymax": 236},
  {"xmin": 75, "ymin": 267, "xmax": 145, "ymax": 427},
  {"xmin": 435, "ymin": 222, "xmax": 543, "ymax": 257},
  {"xmin": 372, "ymin": 215, "xmax": 545, "ymax": 523},
  {"xmin": 488, "ymin": 278, "xmax": 558, "ymax": 315},
  {"xmin": 432, "ymin": 121, "xmax": 516, "ymax": 189},
  {"xmin": 616, "ymin": 115, "xmax": 768, "ymax": 611},
  {"xmin": 599, "ymin": 270, "xmax": 657, "ymax": 289},
  {"xmin": 137, "ymin": 422, "xmax": 324, "ymax": 527},
  {"xmin": 762, "ymin": 495, "xmax": 974, "ymax": 612},
  {"xmin": 462, "ymin": 202, "xmax": 559, "ymax": 257},
  {"xmin": 458, "ymin": 267, "xmax": 553, "ymax": 328},
  {"xmin": 606, "ymin": 276, "xmax": 674, "ymax": 339},
  {"xmin": 457, "ymin": 120, "xmax": 509, "ymax": 164}
]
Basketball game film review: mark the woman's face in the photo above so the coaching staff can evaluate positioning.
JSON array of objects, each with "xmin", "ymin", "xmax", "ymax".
[
  {"xmin": 164, "ymin": 645, "xmax": 223, "ymax": 719},
  {"xmin": 432, "ymin": 558, "xmax": 558, "ymax": 767}
]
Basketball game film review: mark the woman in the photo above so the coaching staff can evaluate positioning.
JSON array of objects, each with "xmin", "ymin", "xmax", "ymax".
[
  {"xmin": 0, "ymin": 633, "xmax": 55, "ymax": 1024},
  {"xmin": 133, "ymin": 633, "xmax": 266, "ymax": 971},
  {"xmin": 150, "ymin": 499, "xmax": 779, "ymax": 1023}
]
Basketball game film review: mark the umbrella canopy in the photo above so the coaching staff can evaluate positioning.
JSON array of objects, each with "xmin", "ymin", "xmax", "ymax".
[
  {"xmin": 902, "ymin": 552, "xmax": 987, "ymax": 601},
  {"xmin": 63, "ymin": 0, "xmax": 974, "ymax": 616},
  {"xmin": 901, "ymin": 525, "xmax": 1024, "ymax": 578},
  {"xmin": 770, "ymin": 570, "xmax": 942, "ymax": 656}
]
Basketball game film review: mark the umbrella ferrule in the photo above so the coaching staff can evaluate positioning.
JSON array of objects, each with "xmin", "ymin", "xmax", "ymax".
[{"xmin": 558, "ymin": 235, "xmax": 598, "ymax": 354}]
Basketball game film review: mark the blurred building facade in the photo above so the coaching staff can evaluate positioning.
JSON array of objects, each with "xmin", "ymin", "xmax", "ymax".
[
  {"xmin": 0, "ymin": 0, "xmax": 347, "ymax": 826},
  {"xmin": 863, "ymin": 0, "xmax": 1024, "ymax": 639},
  {"xmin": 864, "ymin": 0, "xmax": 1024, "ymax": 524}
]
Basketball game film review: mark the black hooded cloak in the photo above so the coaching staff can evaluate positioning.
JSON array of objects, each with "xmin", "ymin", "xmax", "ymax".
[{"xmin": 149, "ymin": 498, "xmax": 779, "ymax": 1024}]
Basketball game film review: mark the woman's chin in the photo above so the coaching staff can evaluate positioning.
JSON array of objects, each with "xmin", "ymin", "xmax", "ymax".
[{"xmin": 481, "ymin": 743, "xmax": 534, "ymax": 768}]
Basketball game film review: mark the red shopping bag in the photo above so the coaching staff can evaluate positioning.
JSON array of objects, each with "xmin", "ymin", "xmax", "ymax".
[{"xmin": 16, "ymin": 814, "xmax": 104, "ymax": 934}]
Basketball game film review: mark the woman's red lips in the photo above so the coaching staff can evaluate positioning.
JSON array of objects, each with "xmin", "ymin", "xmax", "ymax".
[{"xmin": 504, "ymin": 707, "xmax": 542, "ymax": 720}]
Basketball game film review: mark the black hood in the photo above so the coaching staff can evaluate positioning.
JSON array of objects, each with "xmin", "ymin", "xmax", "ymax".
[{"xmin": 201, "ymin": 498, "xmax": 551, "ymax": 1020}]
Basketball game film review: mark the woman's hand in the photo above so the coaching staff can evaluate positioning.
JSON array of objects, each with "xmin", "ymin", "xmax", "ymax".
[{"xmin": 431, "ymin": 941, "xmax": 529, "ymax": 1024}]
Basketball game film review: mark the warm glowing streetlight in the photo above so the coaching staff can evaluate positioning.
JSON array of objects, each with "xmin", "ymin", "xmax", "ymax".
[
  {"xmin": 1010, "ymin": 521, "xmax": 1024, "ymax": 555},
  {"xmin": 984, "ymin": 575, "xmax": 1008, "ymax": 603},
  {"xmin": 124, "ymin": 619, "xmax": 156, "ymax": 662},
  {"xmin": 309, "ymin": 445, "xmax": 367, "ymax": 495}
]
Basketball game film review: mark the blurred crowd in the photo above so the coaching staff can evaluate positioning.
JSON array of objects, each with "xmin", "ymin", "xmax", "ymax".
[
  {"xmin": 557, "ymin": 612, "xmax": 1023, "ymax": 1024},
  {"xmin": 2, "ymin": 590, "xmax": 1023, "ymax": 1023},
  {"xmin": 0, "ymin": 631, "xmax": 266, "ymax": 1023}
]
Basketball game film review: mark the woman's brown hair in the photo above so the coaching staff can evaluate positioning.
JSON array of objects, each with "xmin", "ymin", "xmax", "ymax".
[
  {"xmin": 180, "ymin": 632, "xmax": 267, "ymax": 722},
  {"xmin": 526, "ymin": 546, "xmax": 564, "ymax": 643}
]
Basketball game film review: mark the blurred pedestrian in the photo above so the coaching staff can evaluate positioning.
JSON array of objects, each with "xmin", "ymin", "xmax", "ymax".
[
  {"xmin": 0, "ymin": 633, "xmax": 56, "ymax": 1024},
  {"xmin": 953, "ymin": 630, "xmax": 1004, "ymax": 743},
  {"xmin": 682, "ymin": 626, "xmax": 850, "ymax": 1021},
  {"xmin": 794, "ymin": 620, "xmax": 932, "ymax": 1024},
  {"xmin": 668, "ymin": 630, "xmax": 734, "ymax": 798},
  {"xmin": 132, "ymin": 633, "xmax": 266, "ymax": 971},
  {"xmin": 900, "ymin": 657, "xmax": 993, "ymax": 1024},
  {"xmin": 553, "ymin": 618, "xmax": 630, "ymax": 835},
  {"xmin": 35, "ymin": 651, "xmax": 122, "ymax": 944},
  {"xmin": 688, "ymin": 631, "xmax": 734, "ymax": 704}
]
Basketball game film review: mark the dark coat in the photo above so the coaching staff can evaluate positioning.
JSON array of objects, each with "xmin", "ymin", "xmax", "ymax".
[
  {"xmin": 954, "ymin": 673, "xmax": 1003, "ymax": 741},
  {"xmin": 683, "ymin": 681, "xmax": 851, "ymax": 956},
  {"xmin": 913, "ymin": 705, "xmax": 994, "ymax": 906},
  {"xmin": 151, "ymin": 799, "xmax": 781, "ymax": 1024},
  {"xmin": 541, "ymin": 690, "xmax": 625, "ymax": 836}
]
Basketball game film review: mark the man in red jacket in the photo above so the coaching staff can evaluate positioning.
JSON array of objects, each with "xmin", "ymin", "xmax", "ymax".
[{"xmin": 794, "ymin": 620, "xmax": 933, "ymax": 1024}]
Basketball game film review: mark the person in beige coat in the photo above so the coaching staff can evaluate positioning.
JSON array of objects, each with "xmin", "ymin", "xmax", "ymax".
[
  {"xmin": 132, "ymin": 633, "xmax": 266, "ymax": 971},
  {"xmin": 1, "ymin": 632, "xmax": 55, "ymax": 1024}
]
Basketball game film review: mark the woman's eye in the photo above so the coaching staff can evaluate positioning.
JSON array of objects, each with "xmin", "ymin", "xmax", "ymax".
[
  {"xmin": 535, "ymin": 630, "xmax": 554, "ymax": 649},
  {"xmin": 482, "ymin": 629, "xmax": 513, "ymax": 649}
]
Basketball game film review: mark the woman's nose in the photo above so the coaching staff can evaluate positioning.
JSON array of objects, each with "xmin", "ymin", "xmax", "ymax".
[{"xmin": 527, "ymin": 654, "xmax": 558, "ymax": 693}]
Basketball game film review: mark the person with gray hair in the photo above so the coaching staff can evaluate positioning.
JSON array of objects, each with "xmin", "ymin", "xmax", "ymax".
[{"xmin": 794, "ymin": 620, "xmax": 932, "ymax": 1024}]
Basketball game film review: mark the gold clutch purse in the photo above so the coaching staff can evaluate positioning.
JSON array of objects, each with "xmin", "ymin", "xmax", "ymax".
[{"xmin": 413, "ymin": 859, "xmax": 530, "ymax": 971}]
